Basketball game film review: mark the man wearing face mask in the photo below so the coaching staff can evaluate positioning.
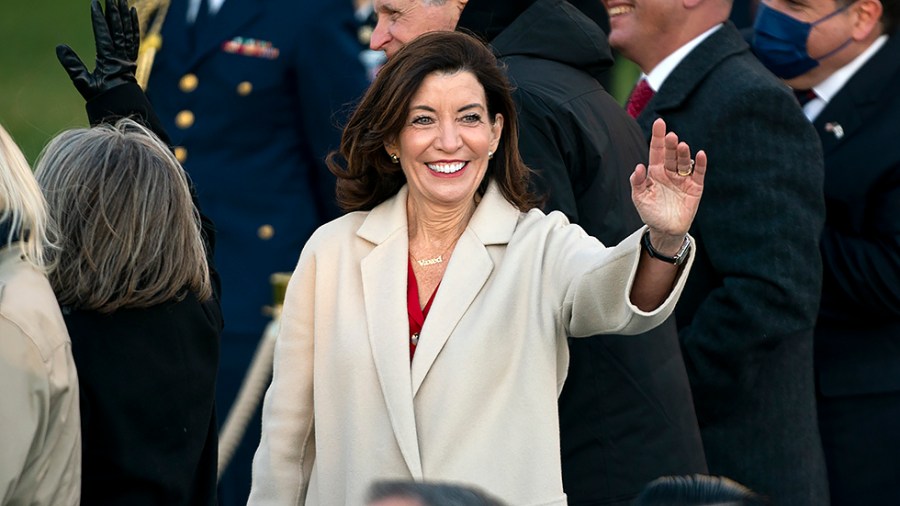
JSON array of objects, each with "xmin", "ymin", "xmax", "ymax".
[{"xmin": 752, "ymin": 1, "xmax": 900, "ymax": 503}]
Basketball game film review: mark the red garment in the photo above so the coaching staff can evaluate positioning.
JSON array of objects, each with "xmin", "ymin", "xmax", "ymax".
[
  {"xmin": 407, "ymin": 259, "xmax": 439, "ymax": 361},
  {"xmin": 626, "ymin": 78, "xmax": 655, "ymax": 119}
]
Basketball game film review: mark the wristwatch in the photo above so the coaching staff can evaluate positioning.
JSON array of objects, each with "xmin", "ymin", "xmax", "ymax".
[{"xmin": 641, "ymin": 230, "xmax": 691, "ymax": 266}]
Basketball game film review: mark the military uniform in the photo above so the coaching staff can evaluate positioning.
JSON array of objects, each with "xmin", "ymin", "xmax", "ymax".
[{"xmin": 141, "ymin": 0, "xmax": 368, "ymax": 503}]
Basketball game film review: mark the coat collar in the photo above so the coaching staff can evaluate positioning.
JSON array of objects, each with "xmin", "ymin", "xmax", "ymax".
[
  {"xmin": 812, "ymin": 33, "xmax": 900, "ymax": 154},
  {"xmin": 357, "ymin": 181, "xmax": 519, "ymax": 477},
  {"xmin": 636, "ymin": 22, "xmax": 748, "ymax": 132}
]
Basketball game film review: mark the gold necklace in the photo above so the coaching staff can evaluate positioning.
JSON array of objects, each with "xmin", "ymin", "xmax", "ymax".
[{"xmin": 410, "ymin": 241, "xmax": 455, "ymax": 267}]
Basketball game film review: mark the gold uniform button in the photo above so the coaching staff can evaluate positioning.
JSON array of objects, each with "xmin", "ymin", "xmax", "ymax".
[
  {"xmin": 175, "ymin": 110, "xmax": 195, "ymax": 129},
  {"xmin": 174, "ymin": 146, "xmax": 188, "ymax": 163},
  {"xmin": 179, "ymin": 73, "xmax": 198, "ymax": 92},
  {"xmin": 258, "ymin": 224, "xmax": 275, "ymax": 240},
  {"xmin": 236, "ymin": 81, "xmax": 253, "ymax": 96}
]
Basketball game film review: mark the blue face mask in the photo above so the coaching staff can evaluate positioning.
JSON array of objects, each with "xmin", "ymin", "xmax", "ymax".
[{"xmin": 751, "ymin": 1, "xmax": 854, "ymax": 79}]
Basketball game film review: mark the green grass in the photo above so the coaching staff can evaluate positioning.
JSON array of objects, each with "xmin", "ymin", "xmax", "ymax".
[{"xmin": 0, "ymin": 1, "xmax": 95, "ymax": 164}]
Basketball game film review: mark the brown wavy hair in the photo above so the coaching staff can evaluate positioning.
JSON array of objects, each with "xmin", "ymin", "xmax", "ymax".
[
  {"xmin": 35, "ymin": 119, "xmax": 211, "ymax": 312},
  {"xmin": 327, "ymin": 30, "xmax": 538, "ymax": 212}
]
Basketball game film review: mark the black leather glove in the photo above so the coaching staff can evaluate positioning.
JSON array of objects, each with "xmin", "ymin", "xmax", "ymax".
[{"xmin": 56, "ymin": 0, "xmax": 140, "ymax": 102}]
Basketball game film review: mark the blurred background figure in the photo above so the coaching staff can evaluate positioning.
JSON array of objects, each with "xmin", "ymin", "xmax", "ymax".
[
  {"xmin": 633, "ymin": 475, "xmax": 766, "ymax": 506},
  {"xmin": 367, "ymin": 481, "xmax": 507, "ymax": 506},
  {"xmin": 603, "ymin": 0, "xmax": 831, "ymax": 501},
  {"xmin": 127, "ymin": 0, "xmax": 369, "ymax": 503},
  {"xmin": 750, "ymin": 0, "xmax": 900, "ymax": 503},
  {"xmin": 354, "ymin": 0, "xmax": 386, "ymax": 81},
  {"xmin": 0, "ymin": 123, "xmax": 80, "ymax": 506}
]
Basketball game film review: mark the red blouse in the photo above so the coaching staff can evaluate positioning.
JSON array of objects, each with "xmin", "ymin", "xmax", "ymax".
[{"xmin": 407, "ymin": 259, "xmax": 439, "ymax": 361}]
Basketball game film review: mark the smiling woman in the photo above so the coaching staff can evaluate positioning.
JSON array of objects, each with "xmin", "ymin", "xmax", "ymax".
[{"xmin": 249, "ymin": 30, "xmax": 707, "ymax": 506}]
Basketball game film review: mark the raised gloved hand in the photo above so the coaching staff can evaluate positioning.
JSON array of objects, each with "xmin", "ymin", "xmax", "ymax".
[{"xmin": 56, "ymin": 0, "xmax": 140, "ymax": 101}]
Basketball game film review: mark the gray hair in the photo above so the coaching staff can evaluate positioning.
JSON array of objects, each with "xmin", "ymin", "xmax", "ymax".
[
  {"xmin": 35, "ymin": 118, "xmax": 211, "ymax": 312},
  {"xmin": 0, "ymin": 124, "xmax": 55, "ymax": 270},
  {"xmin": 367, "ymin": 480, "xmax": 507, "ymax": 506}
]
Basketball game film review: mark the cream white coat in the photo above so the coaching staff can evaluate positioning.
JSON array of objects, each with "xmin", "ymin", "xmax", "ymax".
[{"xmin": 249, "ymin": 183, "xmax": 693, "ymax": 505}]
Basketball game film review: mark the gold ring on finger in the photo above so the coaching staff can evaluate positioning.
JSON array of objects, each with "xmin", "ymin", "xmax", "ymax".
[{"xmin": 677, "ymin": 159, "xmax": 695, "ymax": 177}]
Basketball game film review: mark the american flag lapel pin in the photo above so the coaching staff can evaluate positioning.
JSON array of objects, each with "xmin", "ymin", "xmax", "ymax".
[{"xmin": 824, "ymin": 122, "xmax": 844, "ymax": 140}]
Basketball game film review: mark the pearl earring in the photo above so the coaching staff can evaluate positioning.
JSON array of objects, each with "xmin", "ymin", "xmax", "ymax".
[
  {"xmin": 390, "ymin": 153, "xmax": 399, "ymax": 164},
  {"xmin": 488, "ymin": 150, "xmax": 494, "ymax": 159}
]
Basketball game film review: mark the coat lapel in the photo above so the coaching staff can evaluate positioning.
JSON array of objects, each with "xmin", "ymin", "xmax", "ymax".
[
  {"xmin": 637, "ymin": 22, "xmax": 749, "ymax": 134},
  {"xmin": 411, "ymin": 183, "xmax": 519, "ymax": 396},
  {"xmin": 410, "ymin": 229, "xmax": 493, "ymax": 396},
  {"xmin": 356, "ymin": 184, "xmax": 520, "ymax": 471},
  {"xmin": 358, "ymin": 187, "xmax": 423, "ymax": 479}
]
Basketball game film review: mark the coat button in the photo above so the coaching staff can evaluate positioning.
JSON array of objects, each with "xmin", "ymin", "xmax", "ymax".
[
  {"xmin": 179, "ymin": 73, "xmax": 198, "ymax": 92},
  {"xmin": 174, "ymin": 146, "xmax": 188, "ymax": 163},
  {"xmin": 175, "ymin": 110, "xmax": 195, "ymax": 129},
  {"xmin": 237, "ymin": 81, "xmax": 253, "ymax": 96},
  {"xmin": 258, "ymin": 224, "xmax": 274, "ymax": 240}
]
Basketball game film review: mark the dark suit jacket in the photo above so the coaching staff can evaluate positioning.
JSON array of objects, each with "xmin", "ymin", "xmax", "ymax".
[
  {"xmin": 813, "ymin": 32, "xmax": 900, "ymax": 399},
  {"xmin": 145, "ymin": 0, "xmax": 368, "ymax": 336},
  {"xmin": 634, "ymin": 22, "xmax": 830, "ymax": 504},
  {"xmin": 458, "ymin": 2, "xmax": 707, "ymax": 503}
]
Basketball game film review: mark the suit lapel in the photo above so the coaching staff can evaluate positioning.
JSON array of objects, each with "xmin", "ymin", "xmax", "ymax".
[
  {"xmin": 813, "ymin": 34, "xmax": 900, "ymax": 155},
  {"xmin": 637, "ymin": 22, "xmax": 749, "ymax": 133},
  {"xmin": 188, "ymin": 0, "xmax": 264, "ymax": 68},
  {"xmin": 358, "ymin": 187, "xmax": 423, "ymax": 479},
  {"xmin": 158, "ymin": 0, "xmax": 191, "ymax": 65}
]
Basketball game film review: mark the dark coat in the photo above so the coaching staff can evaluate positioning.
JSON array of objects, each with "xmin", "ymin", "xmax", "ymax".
[
  {"xmin": 459, "ymin": 2, "xmax": 707, "ymax": 503},
  {"xmin": 634, "ymin": 22, "xmax": 830, "ymax": 504},
  {"xmin": 69, "ymin": 85, "xmax": 223, "ymax": 506},
  {"xmin": 145, "ymin": 0, "xmax": 368, "ymax": 336},
  {"xmin": 812, "ymin": 32, "xmax": 900, "ymax": 504}
]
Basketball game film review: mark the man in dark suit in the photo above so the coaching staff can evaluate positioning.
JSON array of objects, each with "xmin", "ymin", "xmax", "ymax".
[
  {"xmin": 602, "ymin": 0, "xmax": 830, "ymax": 502},
  {"xmin": 133, "ymin": 0, "xmax": 368, "ymax": 504},
  {"xmin": 751, "ymin": 0, "xmax": 900, "ymax": 502},
  {"xmin": 371, "ymin": 1, "xmax": 708, "ymax": 503}
]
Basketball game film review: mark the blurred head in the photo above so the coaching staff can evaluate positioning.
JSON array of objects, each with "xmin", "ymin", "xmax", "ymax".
[
  {"xmin": 751, "ymin": 0, "xmax": 891, "ymax": 89},
  {"xmin": 35, "ymin": 118, "xmax": 211, "ymax": 313},
  {"xmin": 603, "ymin": 0, "xmax": 731, "ymax": 72},
  {"xmin": 328, "ymin": 30, "xmax": 537, "ymax": 213},
  {"xmin": 370, "ymin": 0, "xmax": 469, "ymax": 58},
  {"xmin": 0, "ymin": 124, "xmax": 53, "ymax": 270},
  {"xmin": 634, "ymin": 475, "xmax": 767, "ymax": 506},
  {"xmin": 367, "ymin": 480, "xmax": 507, "ymax": 506}
]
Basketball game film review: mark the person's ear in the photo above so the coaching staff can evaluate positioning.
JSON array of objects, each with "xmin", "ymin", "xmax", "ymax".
[
  {"xmin": 490, "ymin": 113, "xmax": 503, "ymax": 154},
  {"xmin": 850, "ymin": 0, "xmax": 884, "ymax": 41},
  {"xmin": 454, "ymin": 0, "xmax": 469, "ymax": 26}
]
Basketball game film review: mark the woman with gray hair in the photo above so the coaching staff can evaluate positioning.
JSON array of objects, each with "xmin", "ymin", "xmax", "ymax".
[
  {"xmin": 35, "ymin": 117, "xmax": 222, "ymax": 506},
  {"xmin": 0, "ymin": 123, "xmax": 80, "ymax": 505}
]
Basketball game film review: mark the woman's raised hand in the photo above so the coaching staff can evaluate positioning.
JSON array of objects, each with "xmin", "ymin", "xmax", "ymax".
[
  {"xmin": 56, "ymin": 0, "xmax": 140, "ymax": 101},
  {"xmin": 630, "ymin": 118, "xmax": 706, "ymax": 252}
]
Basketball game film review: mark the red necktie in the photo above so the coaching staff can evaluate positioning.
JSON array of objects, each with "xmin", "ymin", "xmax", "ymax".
[
  {"xmin": 794, "ymin": 88, "xmax": 817, "ymax": 107},
  {"xmin": 626, "ymin": 79, "xmax": 655, "ymax": 119}
]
